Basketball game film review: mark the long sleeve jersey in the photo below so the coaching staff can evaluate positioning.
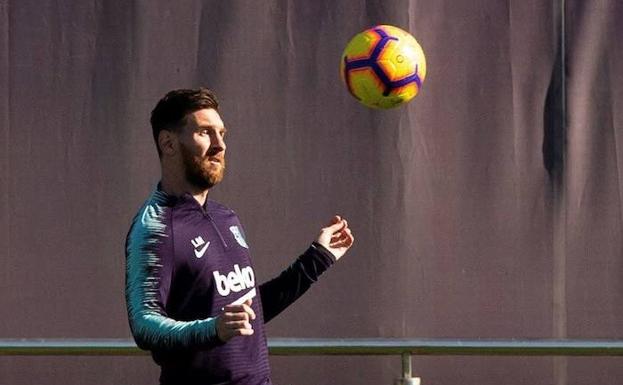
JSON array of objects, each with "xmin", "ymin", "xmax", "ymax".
[{"xmin": 125, "ymin": 187, "xmax": 335, "ymax": 385}]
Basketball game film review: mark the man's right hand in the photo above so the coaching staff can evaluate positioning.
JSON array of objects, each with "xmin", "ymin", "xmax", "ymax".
[{"xmin": 216, "ymin": 299, "xmax": 256, "ymax": 342}]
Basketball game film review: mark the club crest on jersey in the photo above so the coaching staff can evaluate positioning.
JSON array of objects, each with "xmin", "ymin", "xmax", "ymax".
[{"xmin": 229, "ymin": 226, "xmax": 249, "ymax": 248}]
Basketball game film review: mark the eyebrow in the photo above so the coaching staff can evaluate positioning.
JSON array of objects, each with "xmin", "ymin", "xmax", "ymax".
[{"xmin": 197, "ymin": 125, "xmax": 227, "ymax": 133}]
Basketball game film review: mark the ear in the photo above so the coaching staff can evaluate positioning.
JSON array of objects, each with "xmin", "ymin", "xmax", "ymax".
[{"xmin": 158, "ymin": 130, "xmax": 177, "ymax": 157}]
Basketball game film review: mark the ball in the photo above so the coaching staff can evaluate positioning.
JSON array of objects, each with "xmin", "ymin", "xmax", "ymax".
[{"xmin": 340, "ymin": 25, "xmax": 427, "ymax": 109}]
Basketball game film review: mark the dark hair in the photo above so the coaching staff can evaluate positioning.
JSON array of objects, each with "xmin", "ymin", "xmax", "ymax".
[{"xmin": 150, "ymin": 88, "xmax": 220, "ymax": 156}]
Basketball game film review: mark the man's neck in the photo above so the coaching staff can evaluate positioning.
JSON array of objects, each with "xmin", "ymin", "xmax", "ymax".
[{"xmin": 160, "ymin": 176, "xmax": 209, "ymax": 207}]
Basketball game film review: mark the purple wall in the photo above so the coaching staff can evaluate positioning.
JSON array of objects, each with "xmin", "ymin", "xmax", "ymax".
[{"xmin": 1, "ymin": 1, "xmax": 622, "ymax": 384}]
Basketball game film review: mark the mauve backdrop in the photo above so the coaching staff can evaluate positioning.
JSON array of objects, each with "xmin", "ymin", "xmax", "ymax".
[{"xmin": 1, "ymin": 1, "xmax": 622, "ymax": 384}]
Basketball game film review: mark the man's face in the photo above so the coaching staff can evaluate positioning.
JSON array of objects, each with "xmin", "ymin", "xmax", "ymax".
[{"xmin": 177, "ymin": 108, "xmax": 227, "ymax": 190}]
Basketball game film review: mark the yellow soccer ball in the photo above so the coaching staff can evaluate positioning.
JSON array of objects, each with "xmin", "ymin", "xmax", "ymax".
[{"xmin": 340, "ymin": 25, "xmax": 427, "ymax": 109}]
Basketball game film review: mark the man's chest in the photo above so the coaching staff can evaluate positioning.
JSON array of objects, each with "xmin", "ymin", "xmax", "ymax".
[
  {"xmin": 171, "ymin": 208, "xmax": 251, "ymax": 267},
  {"xmin": 168, "ymin": 208, "xmax": 256, "ymax": 304}
]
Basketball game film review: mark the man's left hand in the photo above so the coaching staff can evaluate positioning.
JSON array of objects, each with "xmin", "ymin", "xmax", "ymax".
[{"xmin": 315, "ymin": 215, "xmax": 355, "ymax": 260}]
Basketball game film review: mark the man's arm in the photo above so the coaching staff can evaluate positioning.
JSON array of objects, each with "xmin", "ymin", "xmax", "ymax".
[
  {"xmin": 125, "ymin": 203, "xmax": 222, "ymax": 351},
  {"xmin": 259, "ymin": 216, "xmax": 354, "ymax": 323}
]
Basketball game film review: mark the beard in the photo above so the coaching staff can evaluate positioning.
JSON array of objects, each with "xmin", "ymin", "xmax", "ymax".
[{"xmin": 179, "ymin": 143, "xmax": 226, "ymax": 190}]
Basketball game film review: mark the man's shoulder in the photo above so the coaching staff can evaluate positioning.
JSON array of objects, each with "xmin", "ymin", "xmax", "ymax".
[
  {"xmin": 206, "ymin": 199, "xmax": 235, "ymax": 215},
  {"xmin": 127, "ymin": 189, "xmax": 173, "ymax": 239}
]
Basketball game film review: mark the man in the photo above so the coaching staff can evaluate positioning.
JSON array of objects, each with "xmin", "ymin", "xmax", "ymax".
[{"xmin": 125, "ymin": 88, "xmax": 354, "ymax": 385}]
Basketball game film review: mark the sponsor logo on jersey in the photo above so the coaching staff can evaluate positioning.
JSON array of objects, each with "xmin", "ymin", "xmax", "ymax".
[
  {"xmin": 213, "ymin": 264, "xmax": 255, "ymax": 296},
  {"xmin": 229, "ymin": 225, "xmax": 249, "ymax": 248}
]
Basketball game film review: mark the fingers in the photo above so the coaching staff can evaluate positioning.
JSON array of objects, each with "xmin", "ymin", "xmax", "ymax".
[
  {"xmin": 217, "ymin": 317, "xmax": 254, "ymax": 341},
  {"xmin": 314, "ymin": 215, "xmax": 354, "ymax": 260},
  {"xmin": 222, "ymin": 311, "xmax": 251, "ymax": 322},
  {"xmin": 320, "ymin": 216, "xmax": 353, "ymax": 242},
  {"xmin": 217, "ymin": 300, "xmax": 257, "ymax": 342},
  {"xmin": 224, "ymin": 320, "xmax": 254, "ymax": 332},
  {"xmin": 330, "ymin": 226, "xmax": 353, "ymax": 246},
  {"xmin": 218, "ymin": 320, "xmax": 254, "ymax": 340},
  {"xmin": 330, "ymin": 215, "xmax": 342, "ymax": 225},
  {"xmin": 223, "ymin": 300, "xmax": 256, "ymax": 320},
  {"xmin": 333, "ymin": 219, "xmax": 349, "ymax": 231},
  {"xmin": 324, "ymin": 216, "xmax": 347, "ymax": 233},
  {"xmin": 329, "ymin": 219, "xmax": 353, "ymax": 242},
  {"xmin": 330, "ymin": 230, "xmax": 354, "ymax": 248}
]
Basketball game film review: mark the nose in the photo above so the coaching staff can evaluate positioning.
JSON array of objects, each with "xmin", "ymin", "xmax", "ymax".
[{"xmin": 211, "ymin": 132, "xmax": 226, "ymax": 152}]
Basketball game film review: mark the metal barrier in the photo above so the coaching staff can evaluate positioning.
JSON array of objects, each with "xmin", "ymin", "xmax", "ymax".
[{"xmin": 3, "ymin": 338, "xmax": 623, "ymax": 384}]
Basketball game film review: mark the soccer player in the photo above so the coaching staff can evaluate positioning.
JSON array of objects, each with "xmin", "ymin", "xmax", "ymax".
[{"xmin": 125, "ymin": 88, "xmax": 354, "ymax": 385}]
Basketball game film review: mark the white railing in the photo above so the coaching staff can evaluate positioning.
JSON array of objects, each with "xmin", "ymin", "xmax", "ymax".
[{"xmin": 2, "ymin": 338, "xmax": 623, "ymax": 385}]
